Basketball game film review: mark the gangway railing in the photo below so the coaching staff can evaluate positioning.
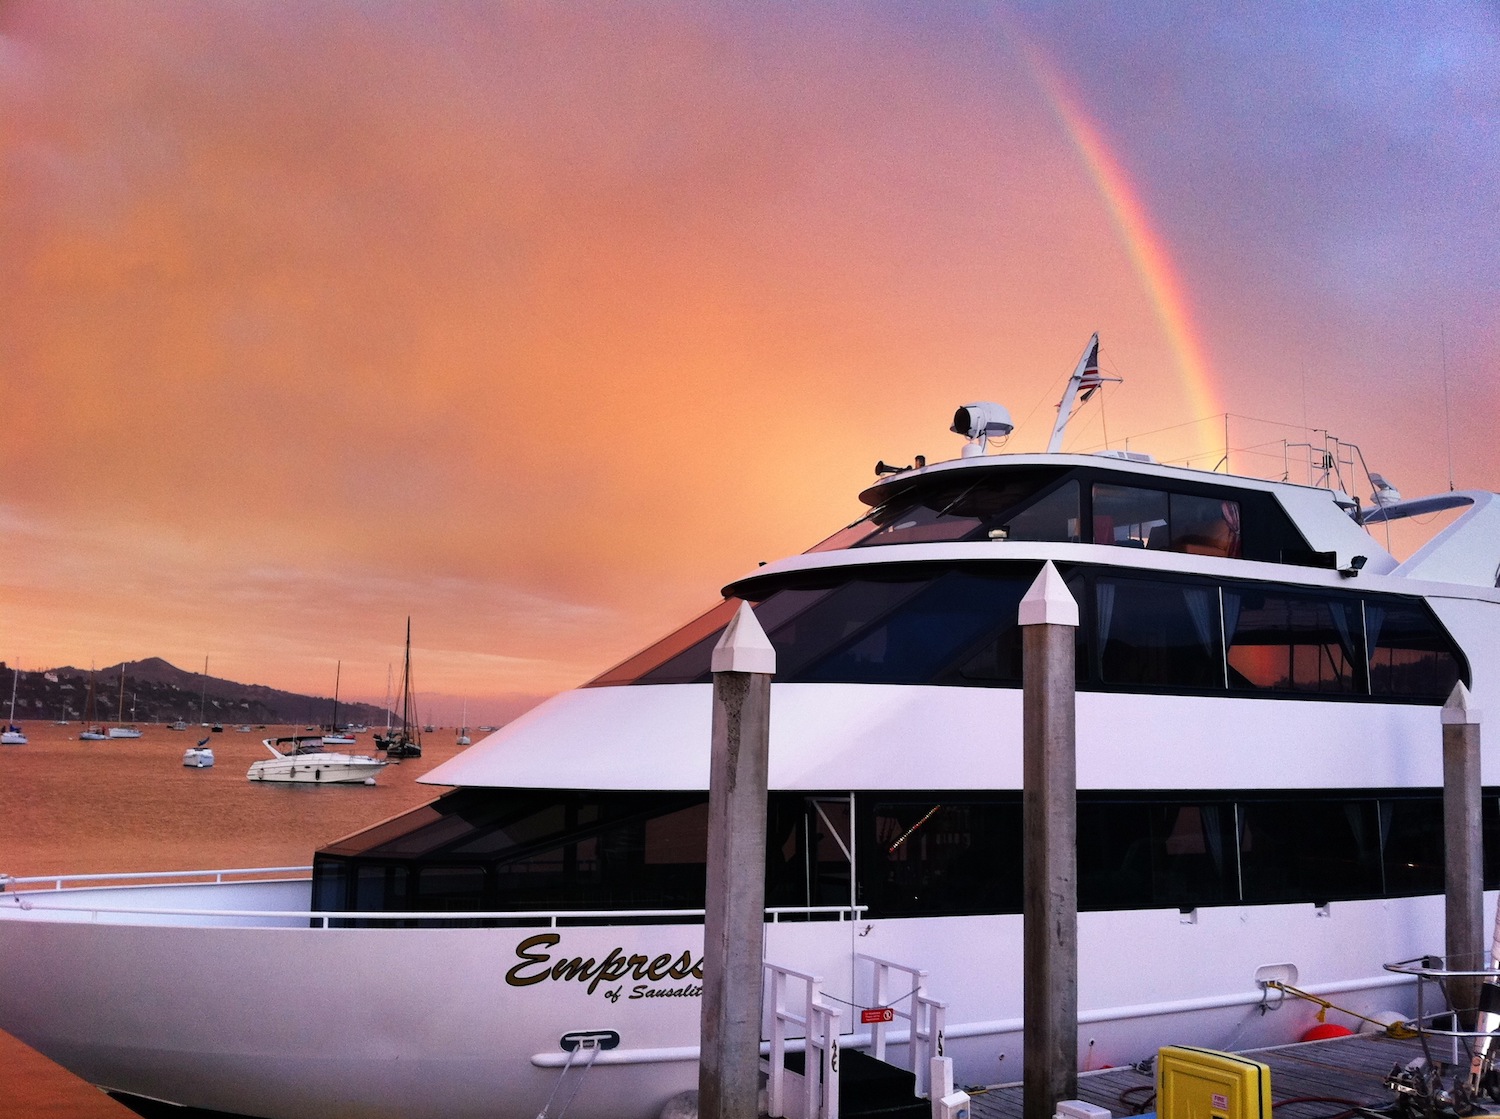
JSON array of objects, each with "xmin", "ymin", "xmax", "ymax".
[
  {"xmin": 857, "ymin": 952, "xmax": 947, "ymax": 1100},
  {"xmin": 764, "ymin": 961, "xmax": 842, "ymax": 1119}
]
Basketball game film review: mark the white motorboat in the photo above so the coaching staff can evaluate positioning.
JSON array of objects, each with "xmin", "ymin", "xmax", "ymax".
[
  {"xmin": 183, "ymin": 737, "xmax": 215, "ymax": 768},
  {"xmin": 246, "ymin": 736, "xmax": 385, "ymax": 784},
  {"xmin": 2, "ymin": 336, "xmax": 1498, "ymax": 1119}
]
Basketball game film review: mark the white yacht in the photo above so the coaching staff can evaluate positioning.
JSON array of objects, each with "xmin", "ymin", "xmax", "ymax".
[
  {"xmin": 246, "ymin": 736, "xmax": 385, "ymax": 784},
  {"xmin": 0, "ymin": 338, "xmax": 1497, "ymax": 1119}
]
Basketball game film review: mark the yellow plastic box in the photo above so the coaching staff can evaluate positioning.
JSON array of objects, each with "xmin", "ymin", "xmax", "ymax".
[{"xmin": 1156, "ymin": 1045, "xmax": 1271, "ymax": 1119}]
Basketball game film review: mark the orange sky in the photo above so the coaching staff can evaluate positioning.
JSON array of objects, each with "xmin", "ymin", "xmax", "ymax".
[{"xmin": 2, "ymin": 3, "xmax": 1496, "ymax": 723}]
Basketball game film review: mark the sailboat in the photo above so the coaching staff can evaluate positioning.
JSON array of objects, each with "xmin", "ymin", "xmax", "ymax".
[
  {"xmin": 321, "ymin": 662, "xmax": 356, "ymax": 745},
  {"xmin": 1, "ymin": 667, "xmax": 26, "ymax": 745},
  {"xmin": 79, "ymin": 664, "xmax": 107, "ymax": 740},
  {"xmin": 107, "ymin": 666, "xmax": 142, "ymax": 738},
  {"xmin": 375, "ymin": 621, "xmax": 421, "ymax": 759},
  {"xmin": 455, "ymin": 699, "xmax": 470, "ymax": 746}
]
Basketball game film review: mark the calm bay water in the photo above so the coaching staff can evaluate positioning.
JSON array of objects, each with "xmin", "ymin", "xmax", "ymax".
[{"xmin": 0, "ymin": 720, "xmax": 474, "ymax": 1115}]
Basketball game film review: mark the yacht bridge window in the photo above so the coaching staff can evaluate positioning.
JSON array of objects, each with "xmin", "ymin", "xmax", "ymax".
[
  {"xmin": 588, "ymin": 561, "xmax": 1465, "ymax": 703},
  {"xmin": 810, "ymin": 466, "xmax": 1312, "ymax": 563}
]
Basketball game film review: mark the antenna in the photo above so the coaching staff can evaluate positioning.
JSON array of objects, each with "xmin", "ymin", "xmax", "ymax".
[{"xmin": 1441, "ymin": 323, "xmax": 1454, "ymax": 492}]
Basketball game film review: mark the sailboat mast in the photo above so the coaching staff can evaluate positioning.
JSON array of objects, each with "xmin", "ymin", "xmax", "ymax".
[
  {"xmin": 200, "ymin": 656, "xmax": 208, "ymax": 724},
  {"xmin": 401, "ymin": 620, "xmax": 413, "ymax": 736},
  {"xmin": 332, "ymin": 660, "xmax": 341, "ymax": 731},
  {"xmin": 117, "ymin": 666, "xmax": 126, "ymax": 723}
]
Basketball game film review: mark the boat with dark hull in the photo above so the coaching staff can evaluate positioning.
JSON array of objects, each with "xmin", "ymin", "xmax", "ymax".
[{"xmin": 2, "ymin": 337, "xmax": 1498, "ymax": 1119}]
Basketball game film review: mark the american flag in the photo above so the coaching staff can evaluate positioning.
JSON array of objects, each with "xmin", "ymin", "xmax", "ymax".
[{"xmin": 1077, "ymin": 338, "xmax": 1103, "ymax": 401}]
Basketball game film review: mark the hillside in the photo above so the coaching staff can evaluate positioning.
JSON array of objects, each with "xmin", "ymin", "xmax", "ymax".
[{"xmin": 0, "ymin": 658, "xmax": 392, "ymax": 728}]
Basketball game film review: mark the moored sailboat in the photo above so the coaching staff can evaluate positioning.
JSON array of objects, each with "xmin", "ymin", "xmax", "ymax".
[
  {"xmin": 78, "ymin": 664, "xmax": 107, "ymax": 740},
  {"xmin": 320, "ymin": 661, "xmax": 356, "ymax": 745},
  {"xmin": 375, "ymin": 620, "xmax": 422, "ymax": 759},
  {"xmin": 106, "ymin": 667, "xmax": 141, "ymax": 738},
  {"xmin": 1, "ymin": 667, "xmax": 26, "ymax": 745}
]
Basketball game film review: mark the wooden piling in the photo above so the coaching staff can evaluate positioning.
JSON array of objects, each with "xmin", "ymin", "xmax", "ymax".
[
  {"xmin": 1443, "ymin": 681, "xmax": 1483, "ymax": 1026},
  {"xmin": 699, "ymin": 602, "xmax": 776, "ymax": 1119},
  {"xmin": 1020, "ymin": 562, "xmax": 1080, "ymax": 1119}
]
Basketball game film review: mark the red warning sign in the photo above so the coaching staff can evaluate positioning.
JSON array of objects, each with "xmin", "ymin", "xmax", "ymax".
[{"xmin": 860, "ymin": 1008, "xmax": 895, "ymax": 1024}]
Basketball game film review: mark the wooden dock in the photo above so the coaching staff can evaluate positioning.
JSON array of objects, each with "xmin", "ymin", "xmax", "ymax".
[{"xmin": 968, "ymin": 1031, "xmax": 1452, "ymax": 1119}]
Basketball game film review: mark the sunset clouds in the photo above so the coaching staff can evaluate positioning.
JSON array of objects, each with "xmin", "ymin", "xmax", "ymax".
[{"xmin": 2, "ymin": 2, "xmax": 1496, "ymax": 721}]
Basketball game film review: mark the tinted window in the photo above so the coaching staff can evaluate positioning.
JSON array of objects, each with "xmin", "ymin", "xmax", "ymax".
[
  {"xmin": 1380, "ymin": 797, "xmax": 1443, "ymax": 896},
  {"xmin": 1078, "ymin": 802, "xmax": 1236, "ymax": 910},
  {"xmin": 1226, "ymin": 590, "xmax": 1361, "ymax": 694},
  {"xmin": 866, "ymin": 799, "xmax": 1022, "ymax": 917},
  {"xmin": 1092, "ymin": 484, "xmax": 1167, "ymax": 548},
  {"xmin": 806, "ymin": 469, "xmax": 1073, "ymax": 550},
  {"xmin": 1367, "ymin": 600, "xmax": 1463, "ymax": 701},
  {"xmin": 1096, "ymin": 578, "xmax": 1223, "ymax": 688},
  {"xmin": 1238, "ymin": 799, "xmax": 1383, "ymax": 903}
]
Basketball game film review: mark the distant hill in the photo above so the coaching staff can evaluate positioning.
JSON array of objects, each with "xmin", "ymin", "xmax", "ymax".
[{"xmin": 0, "ymin": 658, "xmax": 392, "ymax": 727}]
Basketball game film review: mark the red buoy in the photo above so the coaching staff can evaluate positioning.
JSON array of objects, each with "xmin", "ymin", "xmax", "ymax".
[{"xmin": 1301, "ymin": 1022, "xmax": 1354, "ymax": 1042}]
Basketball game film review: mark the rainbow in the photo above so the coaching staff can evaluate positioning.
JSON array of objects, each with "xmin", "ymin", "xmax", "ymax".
[{"xmin": 1020, "ymin": 39, "xmax": 1223, "ymax": 427}]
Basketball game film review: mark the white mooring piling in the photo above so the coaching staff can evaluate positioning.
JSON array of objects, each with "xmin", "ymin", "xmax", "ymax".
[
  {"xmin": 1443, "ymin": 680, "xmax": 1483, "ymax": 1027},
  {"xmin": 698, "ymin": 602, "xmax": 775, "ymax": 1119},
  {"xmin": 1020, "ymin": 561, "xmax": 1080, "ymax": 1119}
]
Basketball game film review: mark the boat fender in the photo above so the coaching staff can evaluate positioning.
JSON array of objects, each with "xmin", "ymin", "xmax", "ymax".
[
  {"xmin": 658, "ymin": 1090, "xmax": 698, "ymax": 1119},
  {"xmin": 1300, "ymin": 1022, "xmax": 1353, "ymax": 1041},
  {"xmin": 1359, "ymin": 1010, "xmax": 1410, "ymax": 1035}
]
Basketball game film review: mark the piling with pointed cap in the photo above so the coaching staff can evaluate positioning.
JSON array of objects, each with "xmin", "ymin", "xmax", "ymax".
[
  {"xmin": 699, "ymin": 601, "xmax": 775, "ymax": 1119},
  {"xmin": 1020, "ymin": 561, "xmax": 1079, "ymax": 1119},
  {"xmin": 1443, "ymin": 681, "xmax": 1484, "ymax": 1025}
]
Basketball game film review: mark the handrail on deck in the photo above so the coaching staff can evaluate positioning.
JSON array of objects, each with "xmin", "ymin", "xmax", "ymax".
[
  {"xmin": 0, "ymin": 866, "xmax": 312, "ymax": 891},
  {"xmin": 1385, "ymin": 954, "xmax": 1500, "ymax": 1040},
  {"xmin": 0, "ymin": 871, "xmax": 867, "ymax": 929}
]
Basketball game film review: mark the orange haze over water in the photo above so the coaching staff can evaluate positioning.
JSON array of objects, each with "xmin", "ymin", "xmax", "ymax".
[{"xmin": 2, "ymin": 3, "xmax": 1496, "ymax": 722}]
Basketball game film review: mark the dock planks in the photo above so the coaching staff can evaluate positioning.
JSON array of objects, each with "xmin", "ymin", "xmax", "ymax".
[{"xmin": 967, "ymin": 1031, "xmax": 1450, "ymax": 1119}]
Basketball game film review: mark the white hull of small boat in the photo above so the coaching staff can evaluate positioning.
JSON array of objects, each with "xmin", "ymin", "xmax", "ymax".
[
  {"xmin": 247, "ymin": 740, "xmax": 383, "ymax": 784},
  {"xmin": 78, "ymin": 730, "xmax": 108, "ymax": 741},
  {"xmin": 0, "ymin": 730, "xmax": 25, "ymax": 745},
  {"xmin": 183, "ymin": 748, "xmax": 214, "ymax": 768},
  {"xmin": 247, "ymin": 758, "xmax": 379, "ymax": 783},
  {"xmin": 107, "ymin": 727, "xmax": 142, "ymax": 739}
]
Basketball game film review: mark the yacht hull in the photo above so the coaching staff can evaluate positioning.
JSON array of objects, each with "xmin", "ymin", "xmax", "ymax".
[
  {"xmin": 246, "ymin": 758, "xmax": 381, "ymax": 784},
  {"xmin": 0, "ymin": 878, "xmax": 1446, "ymax": 1119}
]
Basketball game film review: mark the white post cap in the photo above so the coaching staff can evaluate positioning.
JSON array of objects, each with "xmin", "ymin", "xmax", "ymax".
[
  {"xmin": 711, "ymin": 601, "xmax": 776, "ymax": 675},
  {"xmin": 1019, "ymin": 561, "xmax": 1079, "ymax": 627},
  {"xmin": 1442, "ymin": 680, "xmax": 1482, "ymax": 725}
]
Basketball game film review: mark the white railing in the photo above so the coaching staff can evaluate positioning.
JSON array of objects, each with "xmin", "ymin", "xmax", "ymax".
[
  {"xmin": 0, "ymin": 870, "xmax": 864, "ymax": 929},
  {"xmin": 857, "ymin": 952, "xmax": 947, "ymax": 1100},
  {"xmin": 0, "ymin": 866, "xmax": 312, "ymax": 890},
  {"xmin": 765, "ymin": 962, "xmax": 842, "ymax": 1119}
]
